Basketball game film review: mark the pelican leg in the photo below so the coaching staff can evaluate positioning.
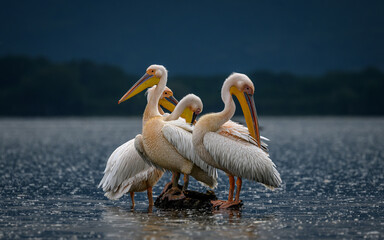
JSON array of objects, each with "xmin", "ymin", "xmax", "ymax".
[
  {"xmin": 160, "ymin": 172, "xmax": 177, "ymax": 196},
  {"xmin": 162, "ymin": 172, "xmax": 185, "ymax": 201},
  {"xmin": 228, "ymin": 175, "xmax": 235, "ymax": 201},
  {"xmin": 234, "ymin": 177, "xmax": 242, "ymax": 202},
  {"xmin": 130, "ymin": 192, "xmax": 135, "ymax": 208},
  {"xmin": 147, "ymin": 204, "xmax": 153, "ymax": 213},
  {"xmin": 212, "ymin": 175, "xmax": 235, "ymax": 208},
  {"xmin": 147, "ymin": 186, "xmax": 153, "ymax": 206},
  {"xmin": 172, "ymin": 172, "xmax": 180, "ymax": 188},
  {"xmin": 182, "ymin": 174, "xmax": 189, "ymax": 191},
  {"xmin": 221, "ymin": 177, "xmax": 242, "ymax": 209}
]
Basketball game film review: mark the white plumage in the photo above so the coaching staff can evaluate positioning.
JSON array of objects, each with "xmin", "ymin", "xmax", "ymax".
[
  {"xmin": 134, "ymin": 91, "xmax": 218, "ymax": 190},
  {"xmin": 98, "ymin": 140, "xmax": 162, "ymax": 200},
  {"xmin": 219, "ymin": 120, "xmax": 269, "ymax": 153},
  {"xmin": 162, "ymin": 119, "xmax": 272, "ymax": 185},
  {"xmin": 192, "ymin": 73, "xmax": 282, "ymax": 208},
  {"xmin": 117, "ymin": 65, "xmax": 217, "ymax": 192},
  {"xmin": 98, "ymin": 86, "xmax": 175, "ymax": 206},
  {"xmin": 203, "ymin": 132, "xmax": 280, "ymax": 188},
  {"xmin": 162, "ymin": 119, "xmax": 218, "ymax": 179}
]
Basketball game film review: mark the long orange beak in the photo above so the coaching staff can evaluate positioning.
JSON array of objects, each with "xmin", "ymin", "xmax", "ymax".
[
  {"xmin": 118, "ymin": 73, "xmax": 160, "ymax": 104},
  {"xmin": 230, "ymin": 86, "xmax": 261, "ymax": 147}
]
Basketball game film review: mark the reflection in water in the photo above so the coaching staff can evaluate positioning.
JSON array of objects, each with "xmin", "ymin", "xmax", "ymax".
[
  {"xmin": 101, "ymin": 205, "xmax": 271, "ymax": 239},
  {"xmin": 212, "ymin": 208, "xmax": 242, "ymax": 222}
]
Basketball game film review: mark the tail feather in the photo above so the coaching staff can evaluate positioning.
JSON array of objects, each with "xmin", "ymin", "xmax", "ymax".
[{"xmin": 264, "ymin": 167, "xmax": 282, "ymax": 190}]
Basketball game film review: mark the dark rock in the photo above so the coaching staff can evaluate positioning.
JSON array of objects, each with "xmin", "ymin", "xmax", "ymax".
[{"xmin": 155, "ymin": 184, "xmax": 217, "ymax": 210}]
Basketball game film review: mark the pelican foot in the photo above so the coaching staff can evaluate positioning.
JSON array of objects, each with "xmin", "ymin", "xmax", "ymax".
[
  {"xmin": 162, "ymin": 187, "xmax": 186, "ymax": 201},
  {"xmin": 220, "ymin": 200, "xmax": 243, "ymax": 209},
  {"xmin": 211, "ymin": 200, "xmax": 227, "ymax": 208}
]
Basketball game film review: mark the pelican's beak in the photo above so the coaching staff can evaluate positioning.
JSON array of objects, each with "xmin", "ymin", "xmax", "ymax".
[
  {"xmin": 190, "ymin": 112, "xmax": 198, "ymax": 126},
  {"xmin": 180, "ymin": 108, "xmax": 195, "ymax": 124},
  {"xmin": 159, "ymin": 95, "xmax": 179, "ymax": 112},
  {"xmin": 230, "ymin": 86, "xmax": 261, "ymax": 147},
  {"xmin": 118, "ymin": 73, "xmax": 160, "ymax": 104}
]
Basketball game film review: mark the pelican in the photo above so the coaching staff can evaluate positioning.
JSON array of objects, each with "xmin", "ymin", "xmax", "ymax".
[
  {"xmin": 192, "ymin": 73, "xmax": 282, "ymax": 208},
  {"xmin": 99, "ymin": 86, "xmax": 182, "ymax": 207},
  {"xmin": 118, "ymin": 65, "xmax": 217, "ymax": 199}
]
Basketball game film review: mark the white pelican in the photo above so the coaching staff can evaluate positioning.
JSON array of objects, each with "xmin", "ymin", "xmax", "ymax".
[
  {"xmin": 99, "ymin": 86, "xmax": 182, "ymax": 207},
  {"xmin": 192, "ymin": 73, "xmax": 282, "ymax": 208},
  {"xmin": 118, "ymin": 65, "xmax": 217, "ymax": 200},
  {"xmin": 134, "ymin": 93, "xmax": 210, "ymax": 192}
]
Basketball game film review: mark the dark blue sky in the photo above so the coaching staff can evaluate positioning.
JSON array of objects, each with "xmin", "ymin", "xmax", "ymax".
[{"xmin": 1, "ymin": 0, "xmax": 383, "ymax": 75}]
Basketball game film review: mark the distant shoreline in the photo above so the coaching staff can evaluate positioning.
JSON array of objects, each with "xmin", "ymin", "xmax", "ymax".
[{"xmin": 1, "ymin": 56, "xmax": 383, "ymax": 116}]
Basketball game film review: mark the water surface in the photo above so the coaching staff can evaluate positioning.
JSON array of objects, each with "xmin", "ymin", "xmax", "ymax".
[{"xmin": 0, "ymin": 117, "xmax": 383, "ymax": 239}]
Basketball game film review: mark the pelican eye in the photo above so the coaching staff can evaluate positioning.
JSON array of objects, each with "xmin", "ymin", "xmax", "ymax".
[
  {"xmin": 244, "ymin": 85, "xmax": 253, "ymax": 94},
  {"xmin": 147, "ymin": 69, "xmax": 156, "ymax": 75}
]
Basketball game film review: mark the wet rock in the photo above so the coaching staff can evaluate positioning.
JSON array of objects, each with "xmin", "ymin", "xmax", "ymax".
[{"xmin": 155, "ymin": 184, "xmax": 217, "ymax": 210}]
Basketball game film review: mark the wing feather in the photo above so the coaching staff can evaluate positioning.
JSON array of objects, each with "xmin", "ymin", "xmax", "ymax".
[
  {"xmin": 162, "ymin": 119, "xmax": 218, "ymax": 179},
  {"xmin": 219, "ymin": 120, "xmax": 269, "ymax": 153},
  {"xmin": 104, "ymin": 167, "xmax": 163, "ymax": 200},
  {"xmin": 203, "ymin": 132, "xmax": 281, "ymax": 188},
  {"xmin": 98, "ymin": 139, "xmax": 164, "ymax": 199}
]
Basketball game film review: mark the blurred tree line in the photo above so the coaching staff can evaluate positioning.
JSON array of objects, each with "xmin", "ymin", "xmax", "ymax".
[{"xmin": 1, "ymin": 55, "xmax": 383, "ymax": 116}]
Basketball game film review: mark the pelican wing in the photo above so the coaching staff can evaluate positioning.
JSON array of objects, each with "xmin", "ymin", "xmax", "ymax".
[
  {"xmin": 203, "ymin": 132, "xmax": 281, "ymax": 188},
  {"xmin": 219, "ymin": 120, "xmax": 269, "ymax": 153},
  {"xmin": 162, "ymin": 118, "xmax": 218, "ymax": 179},
  {"xmin": 98, "ymin": 139, "xmax": 159, "ymax": 199},
  {"xmin": 104, "ymin": 167, "xmax": 162, "ymax": 200}
]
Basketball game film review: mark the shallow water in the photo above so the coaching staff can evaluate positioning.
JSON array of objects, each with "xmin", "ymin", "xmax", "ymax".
[{"xmin": 0, "ymin": 117, "xmax": 383, "ymax": 239}]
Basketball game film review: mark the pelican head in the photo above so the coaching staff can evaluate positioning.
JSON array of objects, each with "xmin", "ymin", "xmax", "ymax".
[
  {"xmin": 224, "ymin": 73, "xmax": 261, "ymax": 146},
  {"xmin": 118, "ymin": 64, "xmax": 167, "ymax": 104},
  {"xmin": 157, "ymin": 86, "xmax": 179, "ymax": 112},
  {"xmin": 146, "ymin": 64, "xmax": 167, "ymax": 78},
  {"xmin": 183, "ymin": 94, "xmax": 203, "ymax": 124}
]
